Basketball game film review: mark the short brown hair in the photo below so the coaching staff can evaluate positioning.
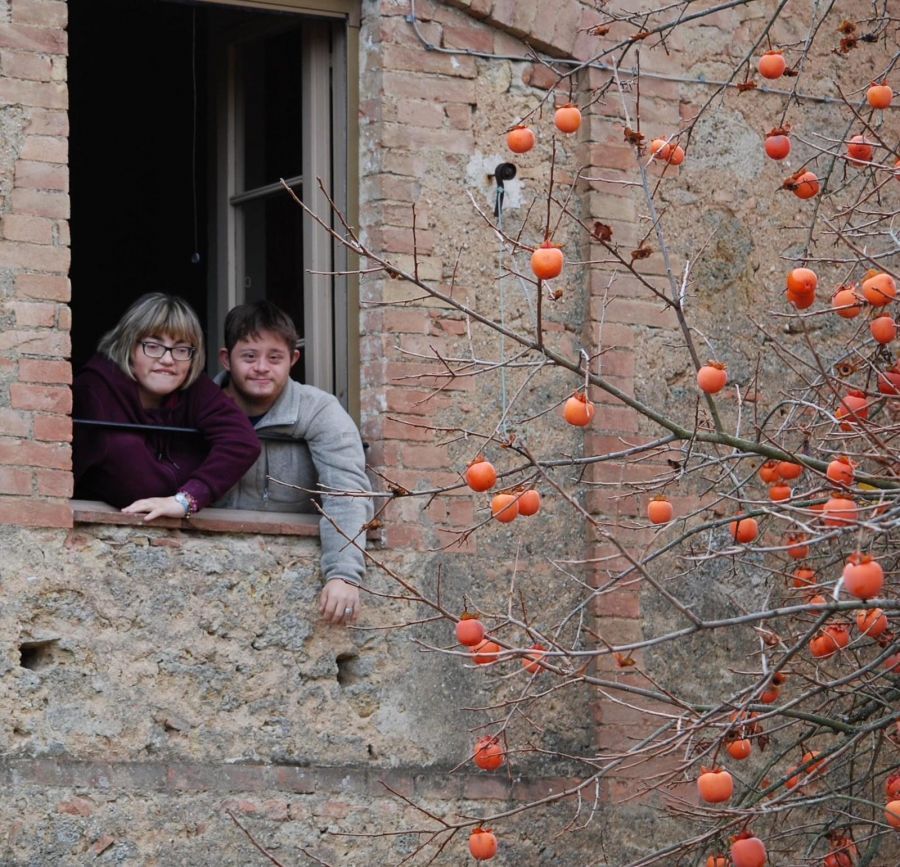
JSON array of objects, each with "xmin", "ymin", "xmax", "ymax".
[
  {"xmin": 223, "ymin": 300, "xmax": 299, "ymax": 353},
  {"xmin": 98, "ymin": 293, "xmax": 205, "ymax": 388}
]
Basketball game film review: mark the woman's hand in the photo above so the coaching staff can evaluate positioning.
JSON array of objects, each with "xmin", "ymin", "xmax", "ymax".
[
  {"xmin": 319, "ymin": 578, "xmax": 360, "ymax": 625},
  {"xmin": 122, "ymin": 496, "xmax": 188, "ymax": 522}
]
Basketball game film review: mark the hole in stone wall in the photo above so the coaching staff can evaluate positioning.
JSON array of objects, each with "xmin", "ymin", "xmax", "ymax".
[
  {"xmin": 335, "ymin": 651, "xmax": 361, "ymax": 687},
  {"xmin": 18, "ymin": 638, "xmax": 60, "ymax": 671}
]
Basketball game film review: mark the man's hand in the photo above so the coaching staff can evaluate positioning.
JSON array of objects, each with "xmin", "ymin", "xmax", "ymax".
[
  {"xmin": 319, "ymin": 578, "xmax": 360, "ymax": 625},
  {"xmin": 122, "ymin": 496, "xmax": 187, "ymax": 522}
]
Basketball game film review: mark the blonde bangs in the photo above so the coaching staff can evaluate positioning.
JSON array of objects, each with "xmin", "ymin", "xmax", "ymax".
[{"xmin": 98, "ymin": 293, "xmax": 206, "ymax": 388}]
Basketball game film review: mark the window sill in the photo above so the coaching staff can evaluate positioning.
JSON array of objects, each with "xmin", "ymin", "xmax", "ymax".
[{"xmin": 70, "ymin": 500, "xmax": 321, "ymax": 537}]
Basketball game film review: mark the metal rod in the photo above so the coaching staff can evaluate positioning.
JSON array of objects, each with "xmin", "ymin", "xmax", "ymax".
[{"xmin": 229, "ymin": 174, "xmax": 303, "ymax": 206}]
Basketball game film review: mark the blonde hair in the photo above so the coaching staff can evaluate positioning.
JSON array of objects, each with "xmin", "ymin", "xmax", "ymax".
[{"xmin": 98, "ymin": 293, "xmax": 205, "ymax": 388}]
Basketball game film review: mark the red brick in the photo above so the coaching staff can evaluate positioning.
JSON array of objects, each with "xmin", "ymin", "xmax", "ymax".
[
  {"xmin": 547, "ymin": 1, "xmax": 583, "ymax": 57},
  {"xmin": 0, "ymin": 24, "xmax": 67, "ymax": 54},
  {"xmin": 9, "ymin": 187, "xmax": 69, "ymax": 218},
  {"xmin": 383, "ymin": 43, "xmax": 476, "ymax": 77},
  {"xmin": 379, "ymin": 14, "xmax": 442, "ymax": 48},
  {"xmin": 460, "ymin": 775, "xmax": 512, "ymax": 801},
  {"xmin": 14, "ymin": 159, "xmax": 67, "ymax": 190},
  {"xmin": 310, "ymin": 800, "xmax": 351, "ymax": 820},
  {"xmin": 522, "ymin": 64, "xmax": 567, "ymax": 91},
  {"xmin": 0, "ymin": 327, "xmax": 69, "ymax": 354},
  {"xmin": 0, "ymin": 77, "xmax": 65, "ymax": 108},
  {"xmin": 34, "ymin": 467, "xmax": 70, "ymax": 496},
  {"xmin": 384, "ymin": 523, "xmax": 425, "ymax": 548},
  {"xmin": 261, "ymin": 799, "xmax": 289, "ymax": 821},
  {"xmin": 56, "ymin": 797, "xmax": 94, "ymax": 817},
  {"xmin": 380, "ymin": 201, "xmax": 432, "ymax": 228},
  {"xmin": 0, "ymin": 48, "xmax": 52, "ymax": 80},
  {"xmin": 25, "ymin": 107, "xmax": 67, "ymax": 136},
  {"xmin": 360, "ymin": 173, "xmax": 421, "ymax": 204},
  {"xmin": 385, "ymin": 388, "xmax": 452, "ymax": 415},
  {"xmin": 0, "ymin": 240, "xmax": 68, "ymax": 272},
  {"xmin": 0, "ymin": 438, "xmax": 70, "ymax": 469},
  {"xmin": 10, "ymin": 299, "xmax": 57, "ymax": 327},
  {"xmin": 443, "ymin": 23, "xmax": 493, "ymax": 54},
  {"xmin": 383, "ymin": 442, "xmax": 448, "ymax": 469},
  {"xmin": 593, "ymin": 272, "xmax": 670, "ymax": 302},
  {"xmin": 18, "ymin": 358, "xmax": 70, "ymax": 383},
  {"xmin": 589, "ymin": 404, "xmax": 640, "ymax": 433},
  {"xmin": 385, "ymin": 362, "xmax": 476, "ymax": 392},
  {"xmin": 0, "ymin": 496, "xmax": 70, "ymax": 526},
  {"xmin": 573, "ymin": 6, "xmax": 605, "ymax": 62},
  {"xmin": 388, "ymin": 469, "xmax": 459, "ymax": 490},
  {"xmin": 431, "ymin": 316, "xmax": 467, "ymax": 336},
  {"xmin": 0, "ymin": 408, "xmax": 30, "ymax": 437},
  {"xmin": 34, "ymin": 413, "xmax": 70, "ymax": 441},
  {"xmin": 599, "ymin": 297, "xmax": 678, "ymax": 329},
  {"xmin": 368, "ymin": 225, "xmax": 435, "ymax": 255},
  {"xmin": 390, "ymin": 333, "xmax": 455, "ymax": 357},
  {"xmin": 382, "ymin": 70, "xmax": 476, "ymax": 103},
  {"xmin": 382, "ymin": 418, "xmax": 434, "ymax": 441},
  {"xmin": 10, "ymin": 383, "xmax": 71, "ymax": 413},
  {"xmin": 593, "ymin": 586, "xmax": 642, "ymax": 619},
  {"xmin": 381, "ymin": 122, "xmax": 474, "ymax": 154},
  {"xmin": 383, "ymin": 97, "xmax": 445, "ymax": 128},
  {"xmin": 0, "ymin": 466, "xmax": 32, "ymax": 495},
  {"xmin": 11, "ymin": 1, "xmax": 68, "ymax": 28},
  {"xmin": 590, "ymin": 460, "xmax": 661, "ymax": 485},
  {"xmin": 444, "ymin": 103, "xmax": 472, "ymax": 129},
  {"xmin": 15, "ymin": 272, "xmax": 69, "ymax": 300},
  {"xmin": 19, "ymin": 133, "xmax": 66, "ymax": 162},
  {"xmin": 595, "ymin": 722, "xmax": 656, "ymax": 750},
  {"xmin": 1, "ymin": 214, "xmax": 52, "ymax": 244},
  {"xmin": 380, "ymin": 150, "xmax": 429, "ymax": 177},
  {"xmin": 383, "ymin": 309, "xmax": 430, "ymax": 333},
  {"xmin": 586, "ymin": 488, "xmax": 640, "ymax": 517},
  {"xmin": 431, "ymin": 495, "xmax": 474, "ymax": 527},
  {"xmin": 509, "ymin": 776, "xmax": 579, "ymax": 802}
]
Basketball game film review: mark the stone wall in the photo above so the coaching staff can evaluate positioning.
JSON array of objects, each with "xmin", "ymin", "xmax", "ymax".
[{"xmin": 0, "ymin": 0, "xmax": 898, "ymax": 864}]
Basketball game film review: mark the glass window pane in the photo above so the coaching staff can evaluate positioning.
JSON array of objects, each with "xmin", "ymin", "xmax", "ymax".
[
  {"xmin": 238, "ymin": 193, "xmax": 305, "ymax": 381},
  {"xmin": 239, "ymin": 27, "xmax": 304, "ymax": 192}
]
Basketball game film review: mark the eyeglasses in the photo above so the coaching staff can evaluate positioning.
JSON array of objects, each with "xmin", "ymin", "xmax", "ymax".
[{"xmin": 140, "ymin": 341, "xmax": 196, "ymax": 362}]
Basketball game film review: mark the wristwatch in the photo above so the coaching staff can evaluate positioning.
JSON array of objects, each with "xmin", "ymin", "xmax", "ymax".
[{"xmin": 174, "ymin": 491, "xmax": 193, "ymax": 517}]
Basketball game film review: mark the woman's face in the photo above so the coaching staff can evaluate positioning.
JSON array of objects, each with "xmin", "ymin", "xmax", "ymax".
[{"xmin": 130, "ymin": 333, "xmax": 195, "ymax": 408}]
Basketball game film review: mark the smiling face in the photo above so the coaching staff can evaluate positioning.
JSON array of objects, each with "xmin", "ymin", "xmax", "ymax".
[
  {"xmin": 219, "ymin": 329, "xmax": 299, "ymax": 417},
  {"xmin": 130, "ymin": 333, "xmax": 195, "ymax": 408}
]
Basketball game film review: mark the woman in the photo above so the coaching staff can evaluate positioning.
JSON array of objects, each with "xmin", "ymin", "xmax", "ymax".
[{"xmin": 73, "ymin": 293, "xmax": 260, "ymax": 521}]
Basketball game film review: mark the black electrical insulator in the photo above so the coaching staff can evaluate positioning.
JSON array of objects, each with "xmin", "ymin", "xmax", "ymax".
[{"xmin": 493, "ymin": 162, "xmax": 517, "ymax": 218}]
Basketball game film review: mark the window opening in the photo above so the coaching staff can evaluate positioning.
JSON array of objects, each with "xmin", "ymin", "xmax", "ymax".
[{"xmin": 69, "ymin": 0, "xmax": 348, "ymax": 398}]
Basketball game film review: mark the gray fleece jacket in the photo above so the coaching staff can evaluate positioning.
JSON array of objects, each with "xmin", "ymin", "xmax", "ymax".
[{"xmin": 214, "ymin": 374, "xmax": 372, "ymax": 586}]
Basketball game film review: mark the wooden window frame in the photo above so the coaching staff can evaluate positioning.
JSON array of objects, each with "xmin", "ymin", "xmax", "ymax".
[{"xmin": 205, "ymin": 0, "xmax": 360, "ymax": 414}]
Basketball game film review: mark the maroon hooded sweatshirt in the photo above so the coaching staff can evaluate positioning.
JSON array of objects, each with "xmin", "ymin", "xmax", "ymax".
[{"xmin": 73, "ymin": 355, "xmax": 261, "ymax": 510}]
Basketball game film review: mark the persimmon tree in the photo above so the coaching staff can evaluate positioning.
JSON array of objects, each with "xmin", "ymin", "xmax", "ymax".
[{"xmin": 285, "ymin": 1, "xmax": 900, "ymax": 864}]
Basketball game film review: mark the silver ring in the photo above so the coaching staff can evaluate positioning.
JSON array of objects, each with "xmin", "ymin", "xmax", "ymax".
[{"xmin": 344, "ymin": 607, "xmax": 353, "ymax": 614}]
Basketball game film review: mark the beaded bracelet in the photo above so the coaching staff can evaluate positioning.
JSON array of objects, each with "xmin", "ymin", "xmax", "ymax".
[{"xmin": 174, "ymin": 490, "xmax": 198, "ymax": 518}]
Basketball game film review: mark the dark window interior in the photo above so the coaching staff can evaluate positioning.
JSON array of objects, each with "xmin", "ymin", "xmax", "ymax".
[
  {"xmin": 69, "ymin": 0, "xmax": 212, "ymax": 371},
  {"xmin": 69, "ymin": 0, "xmax": 308, "ymax": 378}
]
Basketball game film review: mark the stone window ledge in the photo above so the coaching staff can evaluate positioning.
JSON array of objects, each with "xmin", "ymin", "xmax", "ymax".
[{"xmin": 71, "ymin": 500, "xmax": 321, "ymax": 536}]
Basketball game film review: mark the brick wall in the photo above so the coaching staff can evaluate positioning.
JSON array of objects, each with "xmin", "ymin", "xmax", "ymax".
[
  {"xmin": 0, "ymin": 0, "xmax": 71, "ymax": 528},
  {"xmin": 358, "ymin": 0, "xmax": 656, "ymax": 802}
]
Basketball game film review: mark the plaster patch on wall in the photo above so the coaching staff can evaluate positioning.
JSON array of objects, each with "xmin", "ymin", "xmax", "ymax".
[
  {"xmin": 687, "ymin": 109, "xmax": 765, "ymax": 180},
  {"xmin": 466, "ymin": 154, "xmax": 524, "ymax": 216}
]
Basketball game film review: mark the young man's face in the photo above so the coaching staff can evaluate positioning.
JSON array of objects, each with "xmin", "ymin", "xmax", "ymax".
[{"xmin": 219, "ymin": 329, "xmax": 300, "ymax": 414}]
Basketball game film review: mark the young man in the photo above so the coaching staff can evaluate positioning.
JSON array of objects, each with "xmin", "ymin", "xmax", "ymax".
[{"xmin": 215, "ymin": 301, "xmax": 372, "ymax": 625}]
